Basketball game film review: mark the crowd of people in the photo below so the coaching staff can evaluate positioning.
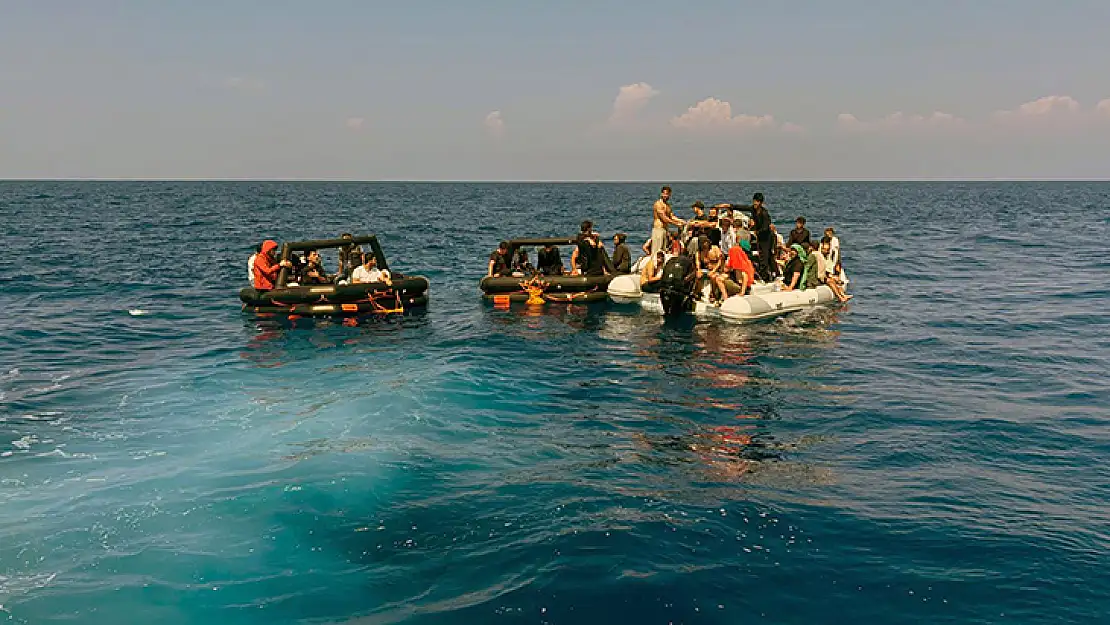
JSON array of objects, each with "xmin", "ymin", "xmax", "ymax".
[
  {"xmin": 248, "ymin": 233, "xmax": 392, "ymax": 289},
  {"xmin": 484, "ymin": 187, "xmax": 851, "ymax": 305},
  {"xmin": 644, "ymin": 186, "xmax": 851, "ymax": 304},
  {"xmin": 486, "ymin": 220, "xmax": 632, "ymax": 279}
]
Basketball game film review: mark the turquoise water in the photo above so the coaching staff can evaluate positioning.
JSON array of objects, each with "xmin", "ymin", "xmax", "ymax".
[{"xmin": 1, "ymin": 181, "xmax": 1108, "ymax": 624}]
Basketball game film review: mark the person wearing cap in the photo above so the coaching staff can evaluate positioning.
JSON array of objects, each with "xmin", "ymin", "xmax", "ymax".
[
  {"xmin": 611, "ymin": 233, "xmax": 632, "ymax": 274},
  {"xmin": 651, "ymin": 186, "xmax": 685, "ymax": 257}
]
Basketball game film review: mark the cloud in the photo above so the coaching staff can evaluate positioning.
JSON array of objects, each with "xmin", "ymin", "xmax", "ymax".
[
  {"xmin": 838, "ymin": 110, "xmax": 964, "ymax": 130},
  {"xmin": 345, "ymin": 117, "xmax": 365, "ymax": 130},
  {"xmin": 484, "ymin": 110, "xmax": 505, "ymax": 138},
  {"xmin": 670, "ymin": 97, "xmax": 776, "ymax": 131},
  {"xmin": 223, "ymin": 76, "xmax": 266, "ymax": 92},
  {"xmin": 993, "ymin": 95, "xmax": 1080, "ymax": 121},
  {"xmin": 608, "ymin": 82, "xmax": 659, "ymax": 125}
]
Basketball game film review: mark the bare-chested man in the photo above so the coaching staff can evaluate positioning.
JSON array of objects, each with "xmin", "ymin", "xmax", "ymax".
[{"xmin": 652, "ymin": 186, "xmax": 685, "ymax": 256}]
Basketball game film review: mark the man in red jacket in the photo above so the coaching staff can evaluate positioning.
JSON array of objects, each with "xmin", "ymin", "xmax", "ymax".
[{"xmin": 252, "ymin": 240, "xmax": 292, "ymax": 290}]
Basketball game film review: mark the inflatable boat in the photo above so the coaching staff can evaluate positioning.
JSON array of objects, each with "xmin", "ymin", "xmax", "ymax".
[
  {"xmin": 241, "ymin": 234, "xmax": 429, "ymax": 317},
  {"xmin": 479, "ymin": 237, "xmax": 618, "ymax": 306},
  {"xmin": 608, "ymin": 254, "xmax": 837, "ymax": 323}
]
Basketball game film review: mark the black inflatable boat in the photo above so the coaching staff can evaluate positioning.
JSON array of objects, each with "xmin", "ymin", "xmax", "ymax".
[
  {"xmin": 241, "ymin": 234, "xmax": 429, "ymax": 317},
  {"xmin": 479, "ymin": 237, "xmax": 616, "ymax": 306}
]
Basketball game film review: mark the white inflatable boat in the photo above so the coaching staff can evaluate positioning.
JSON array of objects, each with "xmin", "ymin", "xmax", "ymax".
[{"xmin": 608, "ymin": 255, "xmax": 838, "ymax": 323}]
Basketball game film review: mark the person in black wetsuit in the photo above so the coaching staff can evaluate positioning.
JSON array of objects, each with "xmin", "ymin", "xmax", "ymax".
[
  {"xmin": 725, "ymin": 193, "xmax": 776, "ymax": 282},
  {"xmin": 487, "ymin": 241, "xmax": 511, "ymax": 277},
  {"xmin": 611, "ymin": 233, "xmax": 632, "ymax": 274},
  {"xmin": 337, "ymin": 233, "xmax": 365, "ymax": 281},
  {"xmin": 537, "ymin": 243, "xmax": 564, "ymax": 275}
]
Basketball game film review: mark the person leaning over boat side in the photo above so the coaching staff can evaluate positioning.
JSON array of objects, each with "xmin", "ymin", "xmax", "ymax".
[
  {"xmin": 352, "ymin": 254, "xmax": 392, "ymax": 286},
  {"xmin": 651, "ymin": 186, "xmax": 685, "ymax": 256},
  {"xmin": 512, "ymin": 247, "xmax": 534, "ymax": 276},
  {"xmin": 537, "ymin": 242, "xmax": 564, "ymax": 276},
  {"xmin": 252, "ymin": 240, "xmax": 293, "ymax": 291},
  {"xmin": 487, "ymin": 241, "xmax": 511, "ymax": 277},
  {"xmin": 788, "ymin": 216, "xmax": 811, "ymax": 247},
  {"xmin": 611, "ymin": 233, "xmax": 632, "ymax": 274}
]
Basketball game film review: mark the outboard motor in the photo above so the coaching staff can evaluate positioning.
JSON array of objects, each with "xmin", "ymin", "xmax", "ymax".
[{"xmin": 659, "ymin": 255, "xmax": 695, "ymax": 316}]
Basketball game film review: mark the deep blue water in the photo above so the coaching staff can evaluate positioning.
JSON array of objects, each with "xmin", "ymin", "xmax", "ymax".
[{"xmin": 1, "ymin": 181, "xmax": 1108, "ymax": 624}]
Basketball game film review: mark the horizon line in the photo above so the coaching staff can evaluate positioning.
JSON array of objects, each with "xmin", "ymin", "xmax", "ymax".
[{"xmin": 2, "ymin": 178, "xmax": 1110, "ymax": 183}]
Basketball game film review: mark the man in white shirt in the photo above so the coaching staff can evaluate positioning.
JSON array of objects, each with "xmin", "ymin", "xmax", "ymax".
[
  {"xmin": 824, "ymin": 227, "xmax": 841, "ymax": 269},
  {"xmin": 351, "ymin": 255, "xmax": 392, "ymax": 285}
]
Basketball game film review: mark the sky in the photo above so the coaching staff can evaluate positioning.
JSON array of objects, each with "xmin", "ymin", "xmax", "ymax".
[{"xmin": 1, "ymin": 0, "xmax": 1109, "ymax": 180}]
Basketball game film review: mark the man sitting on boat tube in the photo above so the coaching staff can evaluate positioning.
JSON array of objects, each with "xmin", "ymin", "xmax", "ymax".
[{"xmin": 351, "ymin": 254, "xmax": 392, "ymax": 286}]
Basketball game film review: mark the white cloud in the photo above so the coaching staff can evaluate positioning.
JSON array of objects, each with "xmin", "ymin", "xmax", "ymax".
[
  {"xmin": 993, "ymin": 95, "xmax": 1080, "ymax": 121},
  {"xmin": 838, "ymin": 110, "xmax": 963, "ymax": 130},
  {"xmin": 670, "ymin": 97, "xmax": 776, "ymax": 131},
  {"xmin": 608, "ymin": 82, "xmax": 659, "ymax": 125},
  {"xmin": 484, "ymin": 110, "xmax": 505, "ymax": 138},
  {"xmin": 1097, "ymin": 99, "xmax": 1110, "ymax": 116},
  {"xmin": 345, "ymin": 117, "xmax": 365, "ymax": 130}
]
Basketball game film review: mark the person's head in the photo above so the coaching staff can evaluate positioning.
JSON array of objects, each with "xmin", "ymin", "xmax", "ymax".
[
  {"xmin": 752, "ymin": 192, "xmax": 764, "ymax": 208},
  {"xmin": 795, "ymin": 216, "xmax": 806, "ymax": 228},
  {"xmin": 708, "ymin": 206, "xmax": 719, "ymax": 220},
  {"xmin": 580, "ymin": 220, "xmax": 593, "ymax": 234},
  {"xmin": 655, "ymin": 251, "xmax": 665, "ymax": 264},
  {"xmin": 787, "ymin": 246, "xmax": 798, "ymax": 258},
  {"xmin": 692, "ymin": 200, "xmax": 705, "ymax": 217},
  {"xmin": 660, "ymin": 186, "xmax": 672, "ymax": 200},
  {"xmin": 498, "ymin": 240, "xmax": 509, "ymax": 253},
  {"xmin": 820, "ymin": 237, "xmax": 831, "ymax": 254},
  {"xmin": 363, "ymin": 254, "xmax": 376, "ymax": 268},
  {"xmin": 260, "ymin": 240, "xmax": 279, "ymax": 259},
  {"xmin": 614, "ymin": 233, "xmax": 627, "ymax": 245},
  {"xmin": 825, "ymin": 227, "xmax": 835, "ymax": 237},
  {"xmin": 699, "ymin": 238, "xmax": 711, "ymax": 253},
  {"xmin": 307, "ymin": 249, "xmax": 320, "ymax": 263},
  {"xmin": 719, "ymin": 216, "xmax": 732, "ymax": 231},
  {"xmin": 341, "ymin": 232, "xmax": 353, "ymax": 240}
]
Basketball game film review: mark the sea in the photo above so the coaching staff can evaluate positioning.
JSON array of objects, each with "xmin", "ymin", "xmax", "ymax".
[{"xmin": 1, "ymin": 181, "xmax": 1108, "ymax": 624}]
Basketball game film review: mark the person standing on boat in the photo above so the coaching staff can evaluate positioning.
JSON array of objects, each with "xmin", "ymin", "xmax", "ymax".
[
  {"xmin": 651, "ymin": 186, "xmax": 685, "ymax": 256},
  {"xmin": 725, "ymin": 193, "xmax": 776, "ymax": 282}
]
